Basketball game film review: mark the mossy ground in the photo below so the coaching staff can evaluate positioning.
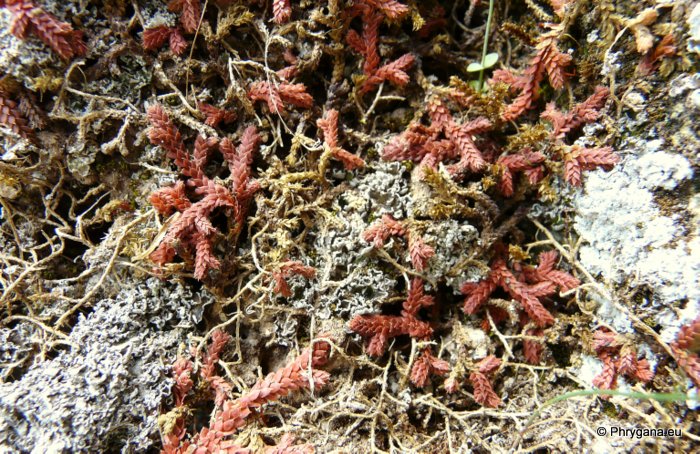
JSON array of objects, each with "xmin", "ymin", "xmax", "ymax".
[{"xmin": 0, "ymin": 0, "xmax": 698, "ymax": 452}]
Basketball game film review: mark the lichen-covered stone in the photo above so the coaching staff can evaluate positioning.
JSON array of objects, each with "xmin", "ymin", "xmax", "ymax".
[
  {"xmin": 0, "ymin": 278, "xmax": 208, "ymax": 452},
  {"xmin": 574, "ymin": 133, "xmax": 698, "ymax": 339}
]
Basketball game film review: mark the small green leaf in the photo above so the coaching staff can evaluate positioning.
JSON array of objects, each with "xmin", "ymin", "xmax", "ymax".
[
  {"xmin": 467, "ymin": 62, "xmax": 484, "ymax": 72},
  {"xmin": 468, "ymin": 80, "xmax": 481, "ymax": 90},
  {"xmin": 483, "ymin": 52, "xmax": 499, "ymax": 68}
]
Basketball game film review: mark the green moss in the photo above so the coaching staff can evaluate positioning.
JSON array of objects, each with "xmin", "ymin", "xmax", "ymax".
[{"xmin": 601, "ymin": 400, "xmax": 618, "ymax": 418}]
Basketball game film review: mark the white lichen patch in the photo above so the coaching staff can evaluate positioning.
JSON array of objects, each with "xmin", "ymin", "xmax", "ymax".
[
  {"xmin": 577, "ymin": 353, "xmax": 604, "ymax": 388},
  {"xmin": 590, "ymin": 292, "xmax": 633, "ymax": 333},
  {"xmin": 632, "ymin": 148, "xmax": 693, "ymax": 191},
  {"xmin": 143, "ymin": 9, "xmax": 178, "ymax": 29},
  {"xmin": 445, "ymin": 323, "xmax": 492, "ymax": 361},
  {"xmin": 573, "ymin": 136, "xmax": 697, "ymax": 334}
]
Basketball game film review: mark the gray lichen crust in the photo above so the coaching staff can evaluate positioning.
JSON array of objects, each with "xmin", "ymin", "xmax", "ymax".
[
  {"xmin": 270, "ymin": 162, "xmax": 411, "ymax": 346},
  {"xmin": 0, "ymin": 279, "xmax": 207, "ymax": 452}
]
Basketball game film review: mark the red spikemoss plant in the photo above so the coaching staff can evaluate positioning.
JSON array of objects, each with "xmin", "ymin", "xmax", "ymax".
[
  {"xmin": 143, "ymin": 0, "xmax": 214, "ymax": 54},
  {"xmin": 317, "ymin": 109, "xmax": 366, "ymax": 170},
  {"xmin": 462, "ymin": 247, "xmax": 579, "ymax": 363},
  {"xmin": 198, "ymin": 102, "xmax": 237, "ymax": 128},
  {"xmin": 248, "ymin": 64, "xmax": 313, "ymax": 114},
  {"xmin": 345, "ymin": 1, "xmax": 414, "ymax": 95},
  {"xmin": 518, "ymin": 250, "xmax": 581, "ymax": 291},
  {"xmin": 347, "ymin": 0, "xmax": 409, "ymax": 22},
  {"xmin": 426, "ymin": 99, "xmax": 492, "ymax": 174},
  {"xmin": 540, "ymin": 86, "xmax": 619, "ymax": 187},
  {"xmin": 350, "ymin": 278, "xmax": 434, "ymax": 357},
  {"xmin": 561, "ymin": 145, "xmax": 619, "ymax": 187},
  {"xmin": 147, "ymin": 104, "xmax": 261, "ymax": 280},
  {"xmin": 200, "ymin": 330, "xmax": 233, "ymax": 406},
  {"xmin": 362, "ymin": 215, "xmax": 435, "ymax": 271},
  {"xmin": 263, "ymin": 433, "xmax": 314, "ymax": 454},
  {"xmin": 161, "ymin": 331, "xmax": 330, "ymax": 453},
  {"xmin": 161, "ymin": 357, "xmax": 194, "ymax": 453},
  {"xmin": 162, "ymin": 330, "xmax": 232, "ymax": 453},
  {"xmin": 386, "ymin": 85, "xmax": 616, "ymax": 196},
  {"xmin": 494, "ymin": 149, "xmax": 546, "ymax": 197},
  {"xmin": 172, "ymin": 358, "xmax": 194, "ymax": 407},
  {"xmin": 142, "ymin": 25, "xmax": 188, "ymax": 56},
  {"xmin": 522, "ymin": 326, "xmax": 545, "ymax": 364},
  {"xmin": 591, "ymin": 328, "xmax": 654, "ymax": 396},
  {"xmin": 248, "ymin": 81, "xmax": 313, "ymax": 112},
  {"xmin": 1, "ymin": 0, "xmax": 87, "ymax": 60},
  {"xmin": 350, "ymin": 278, "xmax": 448, "ymax": 386},
  {"xmin": 192, "ymin": 337, "xmax": 332, "ymax": 452},
  {"xmin": 272, "ymin": 0, "xmax": 292, "ymax": 24},
  {"xmin": 638, "ymin": 34, "xmax": 676, "ymax": 76},
  {"xmin": 492, "ymin": 23, "xmax": 571, "ymax": 121},
  {"xmin": 383, "ymin": 95, "xmax": 492, "ymax": 179},
  {"xmin": 168, "ymin": 0, "xmax": 201, "ymax": 34},
  {"xmin": 271, "ymin": 260, "xmax": 316, "ymax": 297},
  {"xmin": 247, "ymin": 57, "xmax": 313, "ymax": 113},
  {"xmin": 361, "ymin": 0, "xmax": 409, "ymax": 20},
  {"xmin": 461, "ymin": 248, "xmax": 579, "ymax": 328},
  {"xmin": 0, "ymin": 90, "xmax": 34, "ymax": 140},
  {"xmin": 541, "ymin": 86, "xmax": 610, "ymax": 139},
  {"xmin": 346, "ymin": 9, "xmax": 382, "ymax": 76},
  {"xmin": 407, "ymin": 235, "xmax": 435, "ymax": 273},
  {"xmin": 359, "ymin": 53, "xmax": 415, "ymax": 95},
  {"xmin": 469, "ymin": 356, "xmax": 502, "ymax": 407},
  {"xmin": 445, "ymin": 355, "xmax": 502, "ymax": 408},
  {"xmin": 362, "ymin": 214, "xmax": 406, "ymax": 247},
  {"xmin": 410, "ymin": 348, "xmax": 450, "ymax": 388},
  {"xmin": 671, "ymin": 316, "xmax": 700, "ymax": 387}
]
